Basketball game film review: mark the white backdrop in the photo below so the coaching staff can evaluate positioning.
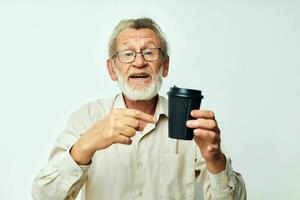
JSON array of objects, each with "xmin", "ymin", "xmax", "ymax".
[{"xmin": 0, "ymin": 0, "xmax": 299, "ymax": 199}]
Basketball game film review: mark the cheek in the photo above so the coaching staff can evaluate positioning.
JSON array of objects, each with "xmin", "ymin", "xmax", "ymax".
[
  {"xmin": 115, "ymin": 64, "xmax": 130, "ymax": 77},
  {"xmin": 150, "ymin": 62, "xmax": 162, "ymax": 74}
]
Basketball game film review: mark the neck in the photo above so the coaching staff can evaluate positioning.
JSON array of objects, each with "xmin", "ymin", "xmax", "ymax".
[{"xmin": 122, "ymin": 94, "xmax": 158, "ymax": 116}]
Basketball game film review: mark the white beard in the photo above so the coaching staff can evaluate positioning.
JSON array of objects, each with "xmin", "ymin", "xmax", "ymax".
[{"xmin": 115, "ymin": 67, "xmax": 163, "ymax": 101}]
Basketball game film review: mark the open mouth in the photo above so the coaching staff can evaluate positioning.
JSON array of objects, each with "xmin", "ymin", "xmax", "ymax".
[
  {"xmin": 128, "ymin": 73, "xmax": 152, "ymax": 84},
  {"xmin": 129, "ymin": 73, "xmax": 151, "ymax": 79}
]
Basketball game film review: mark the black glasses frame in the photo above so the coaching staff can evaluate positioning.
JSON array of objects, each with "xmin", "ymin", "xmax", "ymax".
[{"xmin": 113, "ymin": 48, "xmax": 163, "ymax": 64}]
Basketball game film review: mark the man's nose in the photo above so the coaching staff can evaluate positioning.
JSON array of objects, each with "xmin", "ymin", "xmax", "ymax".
[{"xmin": 131, "ymin": 52, "xmax": 147, "ymax": 68}]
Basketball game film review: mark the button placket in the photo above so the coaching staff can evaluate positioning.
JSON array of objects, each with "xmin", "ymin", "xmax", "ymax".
[{"xmin": 134, "ymin": 139, "xmax": 146, "ymax": 199}]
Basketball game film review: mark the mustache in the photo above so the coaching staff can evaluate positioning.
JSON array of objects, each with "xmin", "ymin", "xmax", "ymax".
[
  {"xmin": 113, "ymin": 66, "xmax": 164, "ymax": 80},
  {"xmin": 127, "ymin": 71, "xmax": 151, "ymax": 78},
  {"xmin": 128, "ymin": 72, "xmax": 150, "ymax": 76},
  {"xmin": 127, "ymin": 67, "xmax": 163, "ymax": 77}
]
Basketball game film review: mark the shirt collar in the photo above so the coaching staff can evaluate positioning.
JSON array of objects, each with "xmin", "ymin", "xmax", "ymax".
[
  {"xmin": 156, "ymin": 94, "xmax": 168, "ymax": 118},
  {"xmin": 113, "ymin": 93, "xmax": 127, "ymax": 109}
]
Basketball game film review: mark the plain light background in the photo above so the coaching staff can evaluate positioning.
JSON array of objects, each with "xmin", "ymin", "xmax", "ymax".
[{"xmin": 0, "ymin": 0, "xmax": 299, "ymax": 199}]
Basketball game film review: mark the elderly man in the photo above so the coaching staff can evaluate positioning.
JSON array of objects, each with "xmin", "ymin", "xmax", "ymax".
[{"xmin": 32, "ymin": 18, "xmax": 246, "ymax": 200}]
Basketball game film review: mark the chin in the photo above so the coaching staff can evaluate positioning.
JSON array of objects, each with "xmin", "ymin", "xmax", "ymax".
[
  {"xmin": 116, "ymin": 68, "xmax": 163, "ymax": 101},
  {"xmin": 120, "ymin": 82, "xmax": 159, "ymax": 101},
  {"xmin": 129, "ymin": 83, "xmax": 152, "ymax": 90},
  {"xmin": 125, "ymin": 93, "xmax": 157, "ymax": 101}
]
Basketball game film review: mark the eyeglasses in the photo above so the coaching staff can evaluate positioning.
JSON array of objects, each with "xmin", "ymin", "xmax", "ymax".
[{"xmin": 113, "ymin": 48, "xmax": 162, "ymax": 63}]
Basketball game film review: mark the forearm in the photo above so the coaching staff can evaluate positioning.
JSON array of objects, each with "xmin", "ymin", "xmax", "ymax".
[
  {"xmin": 32, "ymin": 150, "xmax": 89, "ymax": 200},
  {"xmin": 70, "ymin": 126, "xmax": 112, "ymax": 165},
  {"xmin": 70, "ymin": 133, "xmax": 96, "ymax": 165}
]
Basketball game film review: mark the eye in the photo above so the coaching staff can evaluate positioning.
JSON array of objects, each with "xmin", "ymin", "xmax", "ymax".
[
  {"xmin": 143, "ymin": 49, "xmax": 154, "ymax": 56},
  {"xmin": 120, "ymin": 50, "xmax": 135, "ymax": 57}
]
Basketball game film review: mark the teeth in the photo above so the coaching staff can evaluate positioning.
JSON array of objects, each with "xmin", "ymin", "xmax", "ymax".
[{"xmin": 130, "ymin": 74, "xmax": 149, "ymax": 78}]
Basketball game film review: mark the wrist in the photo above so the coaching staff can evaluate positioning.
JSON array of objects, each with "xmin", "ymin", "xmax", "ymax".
[
  {"xmin": 70, "ymin": 138, "xmax": 95, "ymax": 165},
  {"xmin": 205, "ymin": 153, "xmax": 226, "ymax": 174}
]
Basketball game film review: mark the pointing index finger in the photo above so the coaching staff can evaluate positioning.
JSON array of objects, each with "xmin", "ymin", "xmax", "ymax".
[{"xmin": 125, "ymin": 109, "xmax": 157, "ymax": 123}]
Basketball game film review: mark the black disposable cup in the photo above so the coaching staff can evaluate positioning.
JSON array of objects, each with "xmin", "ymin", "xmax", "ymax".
[{"xmin": 167, "ymin": 86, "xmax": 204, "ymax": 140}]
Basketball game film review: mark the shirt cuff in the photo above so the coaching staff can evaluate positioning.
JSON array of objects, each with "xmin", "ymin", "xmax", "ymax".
[
  {"xmin": 47, "ymin": 147, "xmax": 91, "ymax": 189},
  {"xmin": 207, "ymin": 157, "xmax": 234, "ymax": 190}
]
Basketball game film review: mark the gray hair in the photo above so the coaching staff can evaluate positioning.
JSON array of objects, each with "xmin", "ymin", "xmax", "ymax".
[{"xmin": 108, "ymin": 17, "xmax": 169, "ymax": 61}]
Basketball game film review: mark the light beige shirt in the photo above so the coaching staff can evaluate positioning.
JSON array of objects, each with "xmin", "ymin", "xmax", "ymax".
[{"xmin": 32, "ymin": 94, "xmax": 246, "ymax": 200}]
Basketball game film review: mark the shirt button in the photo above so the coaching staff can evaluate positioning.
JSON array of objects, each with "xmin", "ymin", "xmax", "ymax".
[
  {"xmin": 138, "ymin": 191, "xmax": 143, "ymax": 197},
  {"xmin": 137, "ymin": 163, "xmax": 143, "ymax": 170}
]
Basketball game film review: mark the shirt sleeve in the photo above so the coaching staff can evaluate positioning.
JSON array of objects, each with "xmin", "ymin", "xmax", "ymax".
[
  {"xmin": 32, "ymin": 111, "xmax": 91, "ymax": 200},
  {"xmin": 195, "ymin": 148, "xmax": 247, "ymax": 200}
]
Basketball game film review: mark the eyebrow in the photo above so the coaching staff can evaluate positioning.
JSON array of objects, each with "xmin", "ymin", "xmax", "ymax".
[{"xmin": 121, "ymin": 41, "xmax": 158, "ymax": 47}]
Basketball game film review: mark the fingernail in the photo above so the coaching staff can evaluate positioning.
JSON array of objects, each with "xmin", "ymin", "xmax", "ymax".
[
  {"xmin": 191, "ymin": 110, "xmax": 196, "ymax": 116},
  {"xmin": 186, "ymin": 120, "xmax": 191, "ymax": 126}
]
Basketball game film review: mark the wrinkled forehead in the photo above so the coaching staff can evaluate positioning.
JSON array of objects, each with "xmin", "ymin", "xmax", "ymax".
[{"xmin": 116, "ymin": 28, "xmax": 161, "ymax": 50}]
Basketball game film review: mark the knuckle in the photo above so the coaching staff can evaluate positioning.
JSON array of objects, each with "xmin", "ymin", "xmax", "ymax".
[
  {"xmin": 127, "ymin": 127, "xmax": 133, "ymax": 134},
  {"xmin": 126, "ymin": 127, "xmax": 135, "ymax": 137},
  {"xmin": 195, "ymin": 129, "xmax": 210, "ymax": 138},
  {"xmin": 210, "ymin": 132, "xmax": 217, "ymax": 140},
  {"xmin": 205, "ymin": 130, "xmax": 211, "ymax": 136},
  {"xmin": 209, "ymin": 120, "xmax": 217, "ymax": 129},
  {"xmin": 209, "ymin": 111, "xmax": 215, "ymax": 118},
  {"xmin": 134, "ymin": 119, "xmax": 140, "ymax": 128},
  {"xmin": 131, "ymin": 128, "xmax": 136, "ymax": 136},
  {"xmin": 108, "ymin": 117, "xmax": 116, "ymax": 125}
]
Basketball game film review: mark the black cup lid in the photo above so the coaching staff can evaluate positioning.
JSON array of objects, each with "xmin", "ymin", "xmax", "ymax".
[{"xmin": 167, "ymin": 85, "xmax": 203, "ymax": 99}]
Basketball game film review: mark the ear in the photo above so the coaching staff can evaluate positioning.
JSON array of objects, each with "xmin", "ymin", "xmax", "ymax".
[
  {"xmin": 162, "ymin": 56, "xmax": 170, "ymax": 77},
  {"xmin": 107, "ymin": 59, "xmax": 118, "ymax": 81}
]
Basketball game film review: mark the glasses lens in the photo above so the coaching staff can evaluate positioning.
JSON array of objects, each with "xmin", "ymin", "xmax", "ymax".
[
  {"xmin": 143, "ymin": 49, "xmax": 160, "ymax": 61},
  {"xmin": 117, "ymin": 48, "xmax": 161, "ymax": 63},
  {"xmin": 118, "ymin": 50, "xmax": 135, "ymax": 63}
]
